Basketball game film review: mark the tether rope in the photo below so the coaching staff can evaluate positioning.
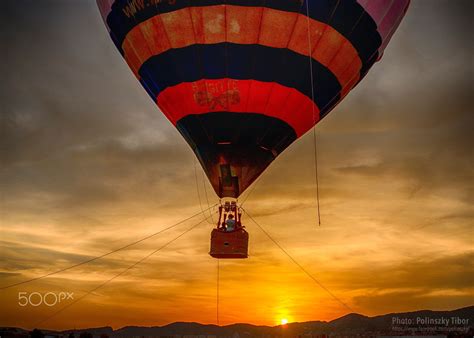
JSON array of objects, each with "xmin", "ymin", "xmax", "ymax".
[
  {"xmin": 34, "ymin": 216, "xmax": 210, "ymax": 326},
  {"xmin": 216, "ymin": 258, "xmax": 220, "ymax": 325},
  {"xmin": 243, "ymin": 208, "xmax": 353, "ymax": 313},
  {"xmin": 0, "ymin": 204, "xmax": 217, "ymax": 290}
]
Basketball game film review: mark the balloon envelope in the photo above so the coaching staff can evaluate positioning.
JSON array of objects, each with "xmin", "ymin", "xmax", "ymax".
[{"xmin": 97, "ymin": 0, "xmax": 409, "ymax": 198}]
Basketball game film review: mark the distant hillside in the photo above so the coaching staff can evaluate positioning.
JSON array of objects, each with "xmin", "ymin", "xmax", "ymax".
[{"xmin": 1, "ymin": 306, "xmax": 472, "ymax": 338}]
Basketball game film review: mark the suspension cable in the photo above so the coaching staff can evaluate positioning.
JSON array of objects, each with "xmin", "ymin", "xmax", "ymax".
[
  {"xmin": 0, "ymin": 204, "xmax": 217, "ymax": 290},
  {"xmin": 194, "ymin": 158, "xmax": 214, "ymax": 224},
  {"xmin": 239, "ymin": 178, "xmax": 259, "ymax": 208},
  {"xmin": 34, "ymin": 216, "xmax": 209, "ymax": 326},
  {"xmin": 201, "ymin": 167, "xmax": 216, "ymax": 223},
  {"xmin": 243, "ymin": 208, "xmax": 353, "ymax": 313}
]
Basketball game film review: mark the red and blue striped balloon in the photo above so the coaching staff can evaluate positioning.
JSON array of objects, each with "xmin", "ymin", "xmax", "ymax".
[{"xmin": 97, "ymin": 0, "xmax": 410, "ymax": 198}]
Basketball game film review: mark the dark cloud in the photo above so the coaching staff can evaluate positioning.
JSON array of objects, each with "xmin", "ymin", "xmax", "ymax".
[{"xmin": 333, "ymin": 252, "xmax": 474, "ymax": 291}]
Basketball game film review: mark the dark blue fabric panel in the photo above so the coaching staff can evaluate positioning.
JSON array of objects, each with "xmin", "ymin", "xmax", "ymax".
[{"xmin": 138, "ymin": 43, "xmax": 342, "ymax": 112}]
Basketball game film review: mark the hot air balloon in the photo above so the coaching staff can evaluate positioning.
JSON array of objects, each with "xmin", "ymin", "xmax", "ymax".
[{"xmin": 97, "ymin": 0, "xmax": 410, "ymax": 258}]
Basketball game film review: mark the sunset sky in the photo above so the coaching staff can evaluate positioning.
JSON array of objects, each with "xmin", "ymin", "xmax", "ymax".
[{"xmin": 1, "ymin": 0, "xmax": 473, "ymax": 331}]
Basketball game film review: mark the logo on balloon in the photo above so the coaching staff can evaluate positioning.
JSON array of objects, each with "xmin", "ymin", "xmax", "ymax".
[{"xmin": 192, "ymin": 80, "xmax": 240, "ymax": 110}]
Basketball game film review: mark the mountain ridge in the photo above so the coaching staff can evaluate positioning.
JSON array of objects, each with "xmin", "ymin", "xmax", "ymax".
[{"xmin": 1, "ymin": 305, "xmax": 472, "ymax": 337}]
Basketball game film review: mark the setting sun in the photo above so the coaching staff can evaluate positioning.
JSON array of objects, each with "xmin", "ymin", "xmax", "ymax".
[{"xmin": 281, "ymin": 319, "xmax": 288, "ymax": 325}]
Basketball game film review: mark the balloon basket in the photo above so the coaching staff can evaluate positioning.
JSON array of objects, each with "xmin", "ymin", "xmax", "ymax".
[{"xmin": 209, "ymin": 228, "xmax": 249, "ymax": 259}]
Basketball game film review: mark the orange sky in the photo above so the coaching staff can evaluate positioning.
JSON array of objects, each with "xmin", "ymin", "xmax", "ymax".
[{"xmin": 1, "ymin": 0, "xmax": 473, "ymax": 330}]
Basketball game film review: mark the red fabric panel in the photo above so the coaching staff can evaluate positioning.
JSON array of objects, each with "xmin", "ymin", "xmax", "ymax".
[{"xmin": 156, "ymin": 79, "xmax": 320, "ymax": 137}]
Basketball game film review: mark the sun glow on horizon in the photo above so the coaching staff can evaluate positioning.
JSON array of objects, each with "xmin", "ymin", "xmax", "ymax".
[{"xmin": 280, "ymin": 318, "xmax": 288, "ymax": 325}]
